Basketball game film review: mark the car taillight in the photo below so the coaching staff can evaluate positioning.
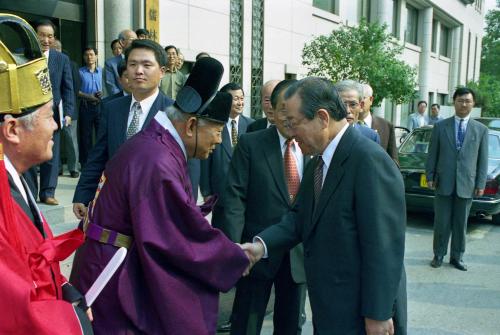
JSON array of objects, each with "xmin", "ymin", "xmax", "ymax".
[{"xmin": 484, "ymin": 179, "xmax": 499, "ymax": 195}]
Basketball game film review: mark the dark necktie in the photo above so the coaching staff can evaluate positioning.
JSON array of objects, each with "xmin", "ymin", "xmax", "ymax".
[
  {"xmin": 284, "ymin": 139, "xmax": 300, "ymax": 203},
  {"xmin": 313, "ymin": 156, "xmax": 324, "ymax": 207},
  {"xmin": 231, "ymin": 119, "xmax": 238, "ymax": 147},
  {"xmin": 20, "ymin": 176, "xmax": 45, "ymax": 236},
  {"xmin": 127, "ymin": 102, "xmax": 142, "ymax": 139},
  {"xmin": 457, "ymin": 118, "xmax": 465, "ymax": 149}
]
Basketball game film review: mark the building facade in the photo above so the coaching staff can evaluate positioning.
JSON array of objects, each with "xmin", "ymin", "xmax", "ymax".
[{"xmin": 0, "ymin": 0, "xmax": 486, "ymax": 125}]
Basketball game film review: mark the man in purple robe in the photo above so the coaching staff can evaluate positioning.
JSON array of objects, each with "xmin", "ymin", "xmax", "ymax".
[{"xmin": 70, "ymin": 54, "xmax": 250, "ymax": 334}]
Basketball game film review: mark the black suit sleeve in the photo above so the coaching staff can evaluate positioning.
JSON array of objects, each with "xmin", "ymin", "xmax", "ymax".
[
  {"xmin": 219, "ymin": 134, "xmax": 251, "ymax": 242},
  {"xmin": 61, "ymin": 54, "xmax": 75, "ymax": 119},
  {"xmin": 72, "ymin": 104, "xmax": 110, "ymax": 205},
  {"xmin": 387, "ymin": 122, "xmax": 399, "ymax": 164},
  {"xmin": 355, "ymin": 147, "xmax": 406, "ymax": 321},
  {"xmin": 199, "ymin": 155, "xmax": 212, "ymax": 197}
]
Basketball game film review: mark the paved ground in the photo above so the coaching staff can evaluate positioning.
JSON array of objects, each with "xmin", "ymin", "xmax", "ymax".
[{"xmin": 44, "ymin": 177, "xmax": 500, "ymax": 335}]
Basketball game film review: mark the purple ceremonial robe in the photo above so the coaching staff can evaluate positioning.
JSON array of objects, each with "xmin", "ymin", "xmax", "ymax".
[{"xmin": 70, "ymin": 119, "xmax": 249, "ymax": 334}]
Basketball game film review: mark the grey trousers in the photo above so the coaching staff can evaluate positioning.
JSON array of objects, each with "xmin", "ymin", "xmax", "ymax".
[
  {"xmin": 433, "ymin": 194, "xmax": 473, "ymax": 261},
  {"xmin": 61, "ymin": 120, "xmax": 79, "ymax": 172}
]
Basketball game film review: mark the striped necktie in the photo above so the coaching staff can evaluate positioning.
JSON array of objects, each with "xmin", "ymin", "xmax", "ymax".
[
  {"xmin": 127, "ymin": 102, "xmax": 142, "ymax": 139},
  {"xmin": 457, "ymin": 118, "xmax": 465, "ymax": 149},
  {"xmin": 313, "ymin": 156, "xmax": 324, "ymax": 207}
]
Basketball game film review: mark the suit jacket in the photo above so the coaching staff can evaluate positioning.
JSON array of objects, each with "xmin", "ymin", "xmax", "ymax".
[
  {"xmin": 221, "ymin": 127, "xmax": 307, "ymax": 283},
  {"xmin": 246, "ymin": 117, "xmax": 268, "ymax": 133},
  {"xmin": 426, "ymin": 117, "xmax": 488, "ymax": 198},
  {"xmin": 199, "ymin": 115, "xmax": 254, "ymax": 198},
  {"xmin": 104, "ymin": 54, "xmax": 124, "ymax": 95},
  {"xmin": 372, "ymin": 115, "xmax": 398, "ymax": 162},
  {"xmin": 259, "ymin": 126, "xmax": 406, "ymax": 334},
  {"xmin": 100, "ymin": 91, "xmax": 125, "ymax": 105},
  {"xmin": 73, "ymin": 92, "xmax": 174, "ymax": 205},
  {"xmin": 407, "ymin": 112, "xmax": 429, "ymax": 131},
  {"xmin": 48, "ymin": 49, "xmax": 75, "ymax": 127},
  {"xmin": 354, "ymin": 123, "xmax": 380, "ymax": 143}
]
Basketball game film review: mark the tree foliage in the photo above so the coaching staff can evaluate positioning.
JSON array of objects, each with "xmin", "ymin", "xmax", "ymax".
[
  {"xmin": 302, "ymin": 20, "xmax": 417, "ymax": 106},
  {"xmin": 472, "ymin": 3, "xmax": 500, "ymax": 116}
]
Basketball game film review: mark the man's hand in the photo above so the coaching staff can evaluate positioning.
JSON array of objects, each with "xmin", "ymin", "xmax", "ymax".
[
  {"xmin": 73, "ymin": 203, "xmax": 88, "ymax": 220},
  {"xmin": 65, "ymin": 115, "xmax": 72, "ymax": 127},
  {"xmin": 203, "ymin": 195, "xmax": 213, "ymax": 203},
  {"xmin": 427, "ymin": 180, "xmax": 435, "ymax": 189},
  {"xmin": 475, "ymin": 188, "xmax": 484, "ymax": 197},
  {"xmin": 238, "ymin": 241, "xmax": 265, "ymax": 276},
  {"xmin": 365, "ymin": 317, "xmax": 394, "ymax": 335}
]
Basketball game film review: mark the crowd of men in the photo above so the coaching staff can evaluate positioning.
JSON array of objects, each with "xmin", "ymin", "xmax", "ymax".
[{"xmin": 0, "ymin": 12, "xmax": 488, "ymax": 335}]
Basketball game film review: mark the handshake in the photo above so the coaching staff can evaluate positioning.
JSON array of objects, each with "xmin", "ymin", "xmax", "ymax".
[{"xmin": 238, "ymin": 240, "xmax": 266, "ymax": 276}]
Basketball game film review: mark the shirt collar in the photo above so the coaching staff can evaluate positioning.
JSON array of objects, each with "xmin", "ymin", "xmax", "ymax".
[
  {"xmin": 131, "ymin": 89, "xmax": 159, "ymax": 115},
  {"xmin": 276, "ymin": 128, "xmax": 288, "ymax": 149},
  {"xmin": 3, "ymin": 154, "xmax": 28, "ymax": 204},
  {"xmin": 81, "ymin": 66, "xmax": 100, "ymax": 74},
  {"xmin": 454, "ymin": 115, "xmax": 471, "ymax": 122},
  {"xmin": 154, "ymin": 111, "xmax": 187, "ymax": 159},
  {"xmin": 321, "ymin": 123, "xmax": 349, "ymax": 170},
  {"xmin": 227, "ymin": 115, "xmax": 240, "ymax": 127}
]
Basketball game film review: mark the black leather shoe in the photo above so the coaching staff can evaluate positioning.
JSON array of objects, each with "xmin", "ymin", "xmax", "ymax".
[
  {"xmin": 450, "ymin": 259, "xmax": 467, "ymax": 271},
  {"xmin": 217, "ymin": 321, "xmax": 231, "ymax": 333},
  {"xmin": 430, "ymin": 256, "xmax": 443, "ymax": 268},
  {"xmin": 70, "ymin": 171, "xmax": 80, "ymax": 178}
]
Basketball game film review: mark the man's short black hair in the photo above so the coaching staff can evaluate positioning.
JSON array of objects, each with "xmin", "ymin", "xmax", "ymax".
[
  {"xmin": 220, "ymin": 82, "xmax": 244, "ymax": 95},
  {"xmin": 195, "ymin": 52, "xmax": 210, "ymax": 60},
  {"xmin": 117, "ymin": 60, "xmax": 127, "ymax": 78},
  {"xmin": 270, "ymin": 79, "xmax": 297, "ymax": 109},
  {"xmin": 453, "ymin": 87, "xmax": 476, "ymax": 101},
  {"xmin": 417, "ymin": 100, "xmax": 427, "ymax": 107},
  {"xmin": 135, "ymin": 28, "xmax": 149, "ymax": 36},
  {"xmin": 82, "ymin": 46, "xmax": 98, "ymax": 55},
  {"xmin": 431, "ymin": 103, "xmax": 440, "ymax": 109},
  {"xmin": 33, "ymin": 19, "xmax": 56, "ymax": 33},
  {"xmin": 111, "ymin": 39, "xmax": 120, "ymax": 50},
  {"xmin": 125, "ymin": 39, "xmax": 167, "ymax": 67},
  {"xmin": 164, "ymin": 45, "xmax": 178, "ymax": 54}
]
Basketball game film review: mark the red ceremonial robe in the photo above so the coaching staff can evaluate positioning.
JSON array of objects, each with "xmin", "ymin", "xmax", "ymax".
[
  {"xmin": 0, "ymin": 144, "xmax": 86, "ymax": 334},
  {"xmin": 70, "ymin": 116, "xmax": 249, "ymax": 334}
]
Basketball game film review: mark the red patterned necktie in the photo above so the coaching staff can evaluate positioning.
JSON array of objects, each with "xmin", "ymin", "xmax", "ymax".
[{"xmin": 284, "ymin": 139, "xmax": 300, "ymax": 203}]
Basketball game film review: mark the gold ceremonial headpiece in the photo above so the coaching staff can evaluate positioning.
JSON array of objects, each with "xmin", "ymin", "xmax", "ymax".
[{"xmin": 0, "ymin": 14, "xmax": 52, "ymax": 120}]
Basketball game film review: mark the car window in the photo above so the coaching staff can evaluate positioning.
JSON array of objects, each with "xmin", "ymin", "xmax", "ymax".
[
  {"xmin": 488, "ymin": 134, "xmax": 500, "ymax": 159},
  {"xmin": 399, "ymin": 130, "xmax": 433, "ymax": 154}
]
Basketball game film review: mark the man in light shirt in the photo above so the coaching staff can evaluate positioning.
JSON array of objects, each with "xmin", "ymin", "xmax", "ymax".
[{"xmin": 407, "ymin": 100, "xmax": 429, "ymax": 131}]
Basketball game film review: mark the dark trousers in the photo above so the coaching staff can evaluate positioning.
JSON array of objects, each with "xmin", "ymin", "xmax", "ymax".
[
  {"xmin": 433, "ymin": 194, "xmax": 473, "ymax": 260},
  {"xmin": 230, "ymin": 254, "xmax": 305, "ymax": 335},
  {"xmin": 61, "ymin": 120, "xmax": 79, "ymax": 172},
  {"xmin": 78, "ymin": 102, "xmax": 100, "ymax": 167}
]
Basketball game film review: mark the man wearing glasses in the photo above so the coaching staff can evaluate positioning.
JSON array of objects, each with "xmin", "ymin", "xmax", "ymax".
[
  {"xmin": 426, "ymin": 87, "xmax": 488, "ymax": 271},
  {"xmin": 104, "ymin": 29, "xmax": 137, "ymax": 95}
]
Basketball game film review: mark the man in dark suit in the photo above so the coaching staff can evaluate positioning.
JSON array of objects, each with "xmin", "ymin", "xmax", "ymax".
[
  {"xmin": 104, "ymin": 29, "xmax": 137, "ymax": 95},
  {"xmin": 200, "ymin": 82, "xmax": 253, "ymax": 223},
  {"xmin": 360, "ymin": 83, "xmax": 398, "ymax": 163},
  {"xmin": 24, "ymin": 20, "xmax": 75, "ymax": 205},
  {"xmin": 221, "ymin": 80, "xmax": 306, "ymax": 334},
  {"xmin": 247, "ymin": 79, "xmax": 279, "ymax": 133},
  {"xmin": 73, "ymin": 39, "xmax": 173, "ymax": 219},
  {"xmin": 243, "ymin": 77, "xmax": 407, "ymax": 335},
  {"xmin": 426, "ymin": 87, "xmax": 488, "ymax": 271}
]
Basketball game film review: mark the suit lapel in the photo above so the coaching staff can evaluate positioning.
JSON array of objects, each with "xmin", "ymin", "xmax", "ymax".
[
  {"xmin": 117, "ymin": 96, "xmax": 132, "ymax": 142},
  {"xmin": 142, "ymin": 93, "xmax": 166, "ymax": 129},
  {"xmin": 221, "ymin": 126, "xmax": 232, "ymax": 157},
  {"xmin": 444, "ymin": 117, "xmax": 456, "ymax": 149},
  {"xmin": 462, "ymin": 119, "xmax": 477, "ymax": 148},
  {"xmin": 306, "ymin": 127, "xmax": 355, "ymax": 238},
  {"xmin": 7, "ymin": 174, "xmax": 34, "ymax": 222},
  {"xmin": 262, "ymin": 129, "xmax": 289, "ymax": 204}
]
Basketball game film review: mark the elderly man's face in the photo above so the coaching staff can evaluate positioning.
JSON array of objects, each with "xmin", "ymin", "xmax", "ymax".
[
  {"xmin": 192, "ymin": 120, "xmax": 224, "ymax": 159},
  {"xmin": 284, "ymin": 94, "xmax": 325, "ymax": 155},
  {"xmin": 36, "ymin": 24, "xmax": 55, "ymax": 52},
  {"xmin": 18, "ymin": 101, "xmax": 58, "ymax": 166},
  {"xmin": 274, "ymin": 90, "xmax": 293, "ymax": 139},
  {"xmin": 340, "ymin": 89, "xmax": 363, "ymax": 124},
  {"xmin": 121, "ymin": 31, "xmax": 137, "ymax": 49},
  {"xmin": 261, "ymin": 82, "xmax": 278, "ymax": 122}
]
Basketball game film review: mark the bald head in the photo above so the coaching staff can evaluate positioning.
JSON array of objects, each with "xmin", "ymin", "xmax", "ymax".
[
  {"xmin": 118, "ymin": 29, "xmax": 137, "ymax": 49},
  {"xmin": 360, "ymin": 83, "xmax": 374, "ymax": 120},
  {"xmin": 261, "ymin": 79, "xmax": 280, "ymax": 123}
]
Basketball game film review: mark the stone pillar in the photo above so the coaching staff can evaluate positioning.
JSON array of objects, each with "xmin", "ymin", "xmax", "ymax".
[
  {"xmin": 448, "ymin": 26, "xmax": 462, "ymax": 102},
  {"xmin": 103, "ymin": 0, "xmax": 133, "ymax": 60},
  {"xmin": 418, "ymin": 6, "xmax": 433, "ymax": 102}
]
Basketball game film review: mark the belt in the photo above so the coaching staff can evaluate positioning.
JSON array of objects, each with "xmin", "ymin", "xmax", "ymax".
[{"xmin": 83, "ymin": 222, "xmax": 133, "ymax": 249}]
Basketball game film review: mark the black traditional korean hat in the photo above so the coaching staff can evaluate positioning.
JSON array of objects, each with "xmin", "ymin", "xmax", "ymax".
[
  {"xmin": 174, "ymin": 57, "xmax": 230, "ymax": 124},
  {"xmin": 0, "ymin": 14, "xmax": 52, "ymax": 121}
]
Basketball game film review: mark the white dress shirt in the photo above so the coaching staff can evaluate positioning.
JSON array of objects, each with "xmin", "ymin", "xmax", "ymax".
[{"xmin": 128, "ymin": 89, "xmax": 160, "ymax": 131}]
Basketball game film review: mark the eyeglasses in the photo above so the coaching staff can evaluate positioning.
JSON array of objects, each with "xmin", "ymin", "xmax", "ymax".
[
  {"xmin": 285, "ymin": 115, "xmax": 313, "ymax": 130},
  {"xmin": 342, "ymin": 100, "xmax": 360, "ymax": 109},
  {"xmin": 455, "ymin": 99, "xmax": 473, "ymax": 105}
]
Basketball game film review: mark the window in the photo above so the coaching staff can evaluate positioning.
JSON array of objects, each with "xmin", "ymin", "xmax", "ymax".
[
  {"xmin": 229, "ymin": 0, "xmax": 244, "ymax": 85},
  {"xmin": 313, "ymin": 0, "xmax": 338, "ymax": 14},
  {"xmin": 428, "ymin": 92, "xmax": 434, "ymax": 105},
  {"xmin": 440, "ymin": 25, "xmax": 450, "ymax": 57},
  {"xmin": 358, "ymin": 0, "xmax": 371, "ymax": 22},
  {"xmin": 399, "ymin": 129, "xmax": 433, "ymax": 154},
  {"xmin": 431, "ymin": 20, "xmax": 438, "ymax": 53},
  {"xmin": 250, "ymin": 0, "xmax": 264, "ymax": 118},
  {"xmin": 438, "ymin": 93, "xmax": 447, "ymax": 106},
  {"xmin": 405, "ymin": 4, "xmax": 418, "ymax": 45}
]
